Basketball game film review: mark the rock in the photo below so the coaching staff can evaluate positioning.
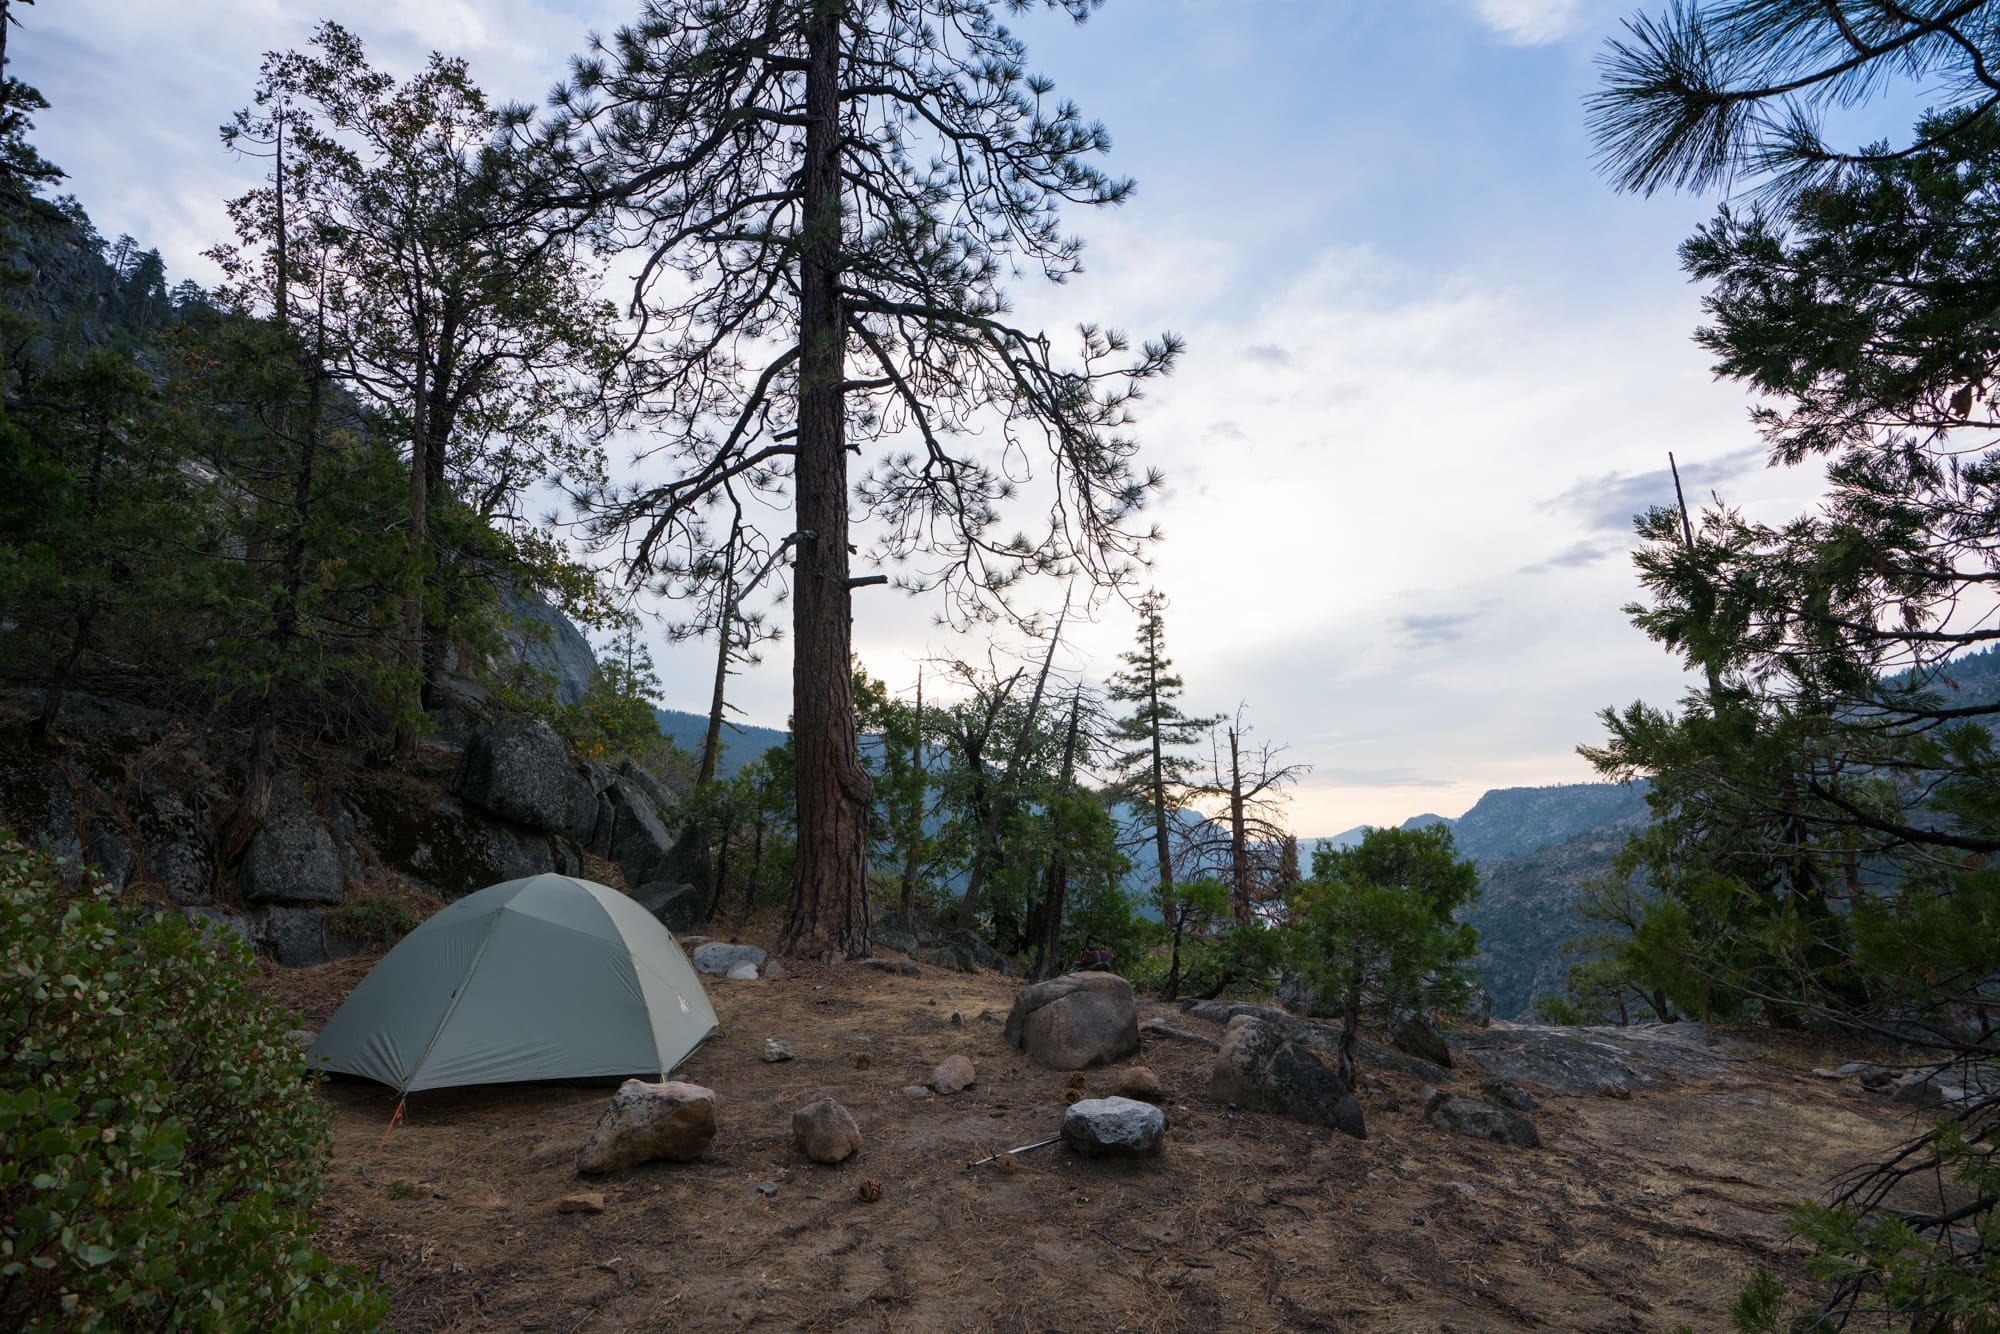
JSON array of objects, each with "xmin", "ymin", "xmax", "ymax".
[
  {"xmin": 1857, "ymin": 1065, "xmax": 1899, "ymax": 1090},
  {"xmin": 1276, "ymin": 969, "xmax": 1338, "ymax": 1019},
  {"xmin": 84, "ymin": 821, "xmax": 134, "ymax": 890},
  {"xmin": 693, "ymin": 942, "xmax": 768, "ymax": 975},
  {"xmin": 0, "ymin": 750, "xmax": 84, "ymax": 874},
  {"xmin": 1461, "ymin": 987, "xmax": 1495, "ymax": 1028},
  {"xmin": 1891, "ymin": 1069, "xmax": 1968, "ymax": 1109},
  {"xmin": 1060, "ymin": 1096, "xmax": 1167, "ymax": 1158},
  {"xmin": 1446, "ymin": 1181, "xmax": 1478, "ymax": 1198},
  {"xmin": 347, "ymin": 785, "xmax": 559, "ymax": 901},
  {"xmin": 763, "ymin": 960, "xmax": 788, "ymax": 980},
  {"xmin": 598, "ymin": 776, "xmax": 685, "ymax": 887},
  {"xmin": 256, "ymin": 907, "xmax": 361, "ymax": 968},
  {"xmin": 130, "ymin": 775, "xmax": 211, "ymax": 906},
  {"xmin": 239, "ymin": 772, "xmax": 345, "ymax": 906},
  {"xmin": 919, "ymin": 945, "xmax": 973, "ymax": 972},
  {"xmin": 1453, "ymin": 1021, "xmax": 1730, "ymax": 1094},
  {"xmin": 631, "ymin": 880, "xmax": 707, "ymax": 933},
  {"xmin": 497, "ymin": 585, "xmax": 598, "ymax": 705},
  {"xmin": 1116, "ymin": 1066, "xmax": 1165, "ymax": 1102},
  {"xmin": 940, "ymin": 929, "xmax": 1001, "ymax": 971},
  {"xmin": 875, "ymin": 927, "xmax": 921, "ymax": 956},
  {"xmin": 184, "ymin": 907, "xmax": 254, "ymax": 953},
  {"xmin": 725, "ymin": 960, "xmax": 760, "ymax": 981},
  {"xmin": 557, "ymin": 1192, "xmax": 606, "ymax": 1215},
  {"xmin": 792, "ymin": 1098, "xmax": 862, "ymax": 1164},
  {"xmin": 755, "ymin": 1180, "xmax": 778, "ymax": 1198},
  {"xmin": 1209, "ymin": 1014, "xmax": 1366, "ymax": 1139},
  {"xmin": 456, "ymin": 716, "xmax": 578, "ymax": 836},
  {"xmin": 1391, "ymin": 1011, "xmax": 1454, "ymax": 1070},
  {"xmin": 900, "ymin": 1084, "xmax": 932, "ymax": 1099},
  {"xmin": 1478, "ymin": 1077, "xmax": 1538, "ymax": 1112},
  {"xmin": 1426, "ymin": 1087, "xmax": 1541, "ymax": 1147},
  {"xmin": 760, "ymin": 1038, "xmax": 795, "ymax": 1063},
  {"xmin": 576, "ymin": 1080, "xmax": 717, "ymax": 1173},
  {"xmin": 931, "ymin": 1054, "xmax": 976, "ymax": 1094},
  {"xmin": 1184, "ymin": 1001, "xmax": 1449, "ymax": 1083},
  {"xmin": 863, "ymin": 957, "xmax": 921, "ymax": 977},
  {"xmin": 1004, "ymin": 971, "xmax": 1141, "ymax": 1071}
]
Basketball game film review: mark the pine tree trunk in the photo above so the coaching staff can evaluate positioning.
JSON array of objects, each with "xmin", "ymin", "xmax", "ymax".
[
  {"xmin": 897, "ymin": 668, "xmax": 924, "ymax": 925},
  {"xmin": 395, "ymin": 356, "xmax": 430, "ymax": 760},
  {"xmin": 781, "ymin": 5, "xmax": 873, "ymax": 962}
]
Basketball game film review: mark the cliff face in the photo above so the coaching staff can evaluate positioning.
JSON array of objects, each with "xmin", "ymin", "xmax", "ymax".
[{"xmin": 0, "ymin": 687, "xmax": 698, "ymax": 968}]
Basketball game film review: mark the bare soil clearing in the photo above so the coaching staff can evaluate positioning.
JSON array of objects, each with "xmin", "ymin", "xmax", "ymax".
[{"xmin": 260, "ymin": 951, "xmax": 1923, "ymax": 1332}]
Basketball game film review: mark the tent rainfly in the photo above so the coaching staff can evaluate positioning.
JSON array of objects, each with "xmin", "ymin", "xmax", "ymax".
[{"xmin": 308, "ymin": 873, "xmax": 718, "ymax": 1095}]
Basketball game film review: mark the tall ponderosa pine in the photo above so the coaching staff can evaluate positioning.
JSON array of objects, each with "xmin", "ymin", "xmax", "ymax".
[
  {"xmin": 534, "ymin": 0, "xmax": 1178, "ymax": 959},
  {"xmin": 1107, "ymin": 589, "xmax": 1214, "ymax": 995}
]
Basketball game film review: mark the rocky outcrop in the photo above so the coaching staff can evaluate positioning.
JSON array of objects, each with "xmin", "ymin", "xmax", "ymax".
[
  {"xmin": 1005, "ymin": 972, "xmax": 1141, "ymax": 1071},
  {"xmin": 1391, "ymin": 1011, "xmax": 1454, "ymax": 1070},
  {"xmin": 498, "ymin": 586, "xmax": 599, "ymax": 706},
  {"xmin": 576, "ymin": 1080, "xmax": 717, "ymax": 1173},
  {"xmin": 455, "ymin": 716, "xmax": 578, "ymax": 834},
  {"xmin": 1183, "ymin": 1001, "xmax": 1451, "ymax": 1084},
  {"xmin": 238, "ymin": 773, "xmax": 344, "ymax": 906},
  {"xmin": 1209, "ymin": 1013, "xmax": 1366, "ymax": 1139},
  {"xmin": 1452, "ymin": 1020, "xmax": 1731, "ymax": 1094},
  {"xmin": 1061, "ymin": 1096, "xmax": 1166, "ymax": 1158},
  {"xmin": 632, "ymin": 880, "xmax": 706, "ymax": 933}
]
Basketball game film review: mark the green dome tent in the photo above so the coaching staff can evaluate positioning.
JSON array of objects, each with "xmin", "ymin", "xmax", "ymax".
[{"xmin": 308, "ymin": 874, "xmax": 718, "ymax": 1095}]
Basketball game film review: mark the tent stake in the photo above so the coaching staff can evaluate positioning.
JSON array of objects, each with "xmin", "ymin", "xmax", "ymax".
[{"xmin": 968, "ymin": 1136, "xmax": 1061, "ymax": 1168}]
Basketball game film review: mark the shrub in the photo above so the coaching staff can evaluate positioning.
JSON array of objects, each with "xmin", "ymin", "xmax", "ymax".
[
  {"xmin": 326, "ymin": 891, "xmax": 421, "ymax": 952},
  {"xmin": 0, "ymin": 837, "xmax": 384, "ymax": 1330}
]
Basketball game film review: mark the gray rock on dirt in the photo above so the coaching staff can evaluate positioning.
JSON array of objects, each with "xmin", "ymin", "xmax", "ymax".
[
  {"xmin": 1116, "ymin": 1066, "xmax": 1166, "ymax": 1102},
  {"xmin": 931, "ymin": 1054, "xmax": 976, "ymax": 1094},
  {"xmin": 693, "ymin": 942, "xmax": 768, "ymax": 975},
  {"xmin": 1209, "ymin": 1014, "xmax": 1367, "ymax": 1140},
  {"xmin": 792, "ymin": 1098, "xmax": 863, "ymax": 1164},
  {"xmin": 1061, "ymin": 1096, "xmax": 1167, "ymax": 1158},
  {"xmin": 576, "ymin": 1080, "xmax": 717, "ymax": 1174},
  {"xmin": 1004, "ymin": 971, "xmax": 1141, "ymax": 1071},
  {"xmin": 1425, "ymin": 1087, "xmax": 1541, "ymax": 1148}
]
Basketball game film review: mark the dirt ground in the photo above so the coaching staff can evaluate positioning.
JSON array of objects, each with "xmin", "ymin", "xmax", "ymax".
[{"xmin": 256, "ymin": 947, "xmax": 1928, "ymax": 1333}]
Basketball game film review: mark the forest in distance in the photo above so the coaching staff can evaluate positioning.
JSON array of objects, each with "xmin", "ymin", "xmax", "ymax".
[{"xmin": 4, "ymin": 1, "xmax": 2000, "ymax": 1330}]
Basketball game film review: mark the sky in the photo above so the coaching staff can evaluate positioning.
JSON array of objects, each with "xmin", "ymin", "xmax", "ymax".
[{"xmin": 13, "ymin": 0, "xmax": 1839, "ymax": 837}]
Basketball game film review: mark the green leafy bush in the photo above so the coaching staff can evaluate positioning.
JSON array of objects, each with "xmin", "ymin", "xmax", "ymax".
[
  {"xmin": 325, "ymin": 892, "xmax": 421, "ymax": 952},
  {"xmin": 0, "ymin": 837, "xmax": 384, "ymax": 1330}
]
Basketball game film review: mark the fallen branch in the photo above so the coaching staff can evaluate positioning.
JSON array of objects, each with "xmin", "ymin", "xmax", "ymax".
[{"xmin": 1142, "ymin": 1019, "xmax": 1220, "ymax": 1049}]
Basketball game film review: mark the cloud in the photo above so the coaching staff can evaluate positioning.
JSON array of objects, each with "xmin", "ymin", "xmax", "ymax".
[
  {"xmin": 1519, "ymin": 537, "xmax": 1623, "ymax": 574},
  {"xmin": 1544, "ymin": 445, "xmax": 1766, "ymax": 536},
  {"xmin": 1310, "ymin": 767, "xmax": 1455, "ymax": 790},
  {"xmin": 1243, "ymin": 343, "xmax": 1293, "ymax": 367},
  {"xmin": 1463, "ymin": 0, "xmax": 1597, "ymax": 45},
  {"xmin": 1397, "ymin": 609, "xmax": 1481, "ymax": 648}
]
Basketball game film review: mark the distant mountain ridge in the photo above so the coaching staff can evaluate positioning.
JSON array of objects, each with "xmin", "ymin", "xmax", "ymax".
[{"xmin": 652, "ymin": 708, "xmax": 790, "ymax": 778}]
